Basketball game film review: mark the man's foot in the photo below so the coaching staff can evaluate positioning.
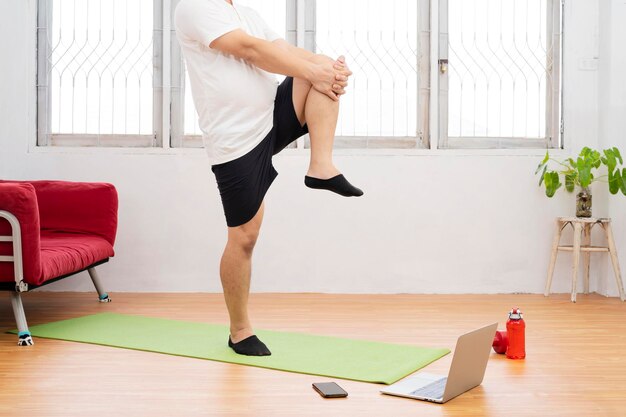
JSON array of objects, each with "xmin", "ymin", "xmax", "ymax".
[
  {"xmin": 304, "ymin": 174, "xmax": 364, "ymax": 197},
  {"xmin": 228, "ymin": 335, "xmax": 272, "ymax": 356}
]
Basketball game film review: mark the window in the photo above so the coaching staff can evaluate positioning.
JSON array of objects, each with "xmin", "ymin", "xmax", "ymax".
[
  {"xmin": 171, "ymin": 0, "xmax": 430, "ymax": 150},
  {"xmin": 37, "ymin": 0, "xmax": 161, "ymax": 147},
  {"xmin": 438, "ymin": 0, "xmax": 562, "ymax": 148},
  {"xmin": 313, "ymin": 0, "xmax": 430, "ymax": 149},
  {"xmin": 37, "ymin": 0, "xmax": 562, "ymax": 150}
]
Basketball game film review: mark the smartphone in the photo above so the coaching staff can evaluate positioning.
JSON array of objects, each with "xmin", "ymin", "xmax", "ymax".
[{"xmin": 312, "ymin": 382, "xmax": 348, "ymax": 398}]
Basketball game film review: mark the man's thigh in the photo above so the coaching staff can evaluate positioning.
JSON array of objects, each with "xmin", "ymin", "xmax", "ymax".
[
  {"xmin": 292, "ymin": 77, "xmax": 312, "ymax": 127},
  {"xmin": 227, "ymin": 202, "xmax": 265, "ymax": 245},
  {"xmin": 272, "ymin": 77, "xmax": 310, "ymax": 155}
]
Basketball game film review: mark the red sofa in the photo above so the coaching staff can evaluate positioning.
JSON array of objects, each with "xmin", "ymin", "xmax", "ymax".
[{"xmin": 0, "ymin": 180, "xmax": 118, "ymax": 345}]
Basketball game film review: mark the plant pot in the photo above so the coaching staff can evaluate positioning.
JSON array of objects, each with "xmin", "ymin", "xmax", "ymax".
[{"xmin": 576, "ymin": 186, "xmax": 592, "ymax": 217}]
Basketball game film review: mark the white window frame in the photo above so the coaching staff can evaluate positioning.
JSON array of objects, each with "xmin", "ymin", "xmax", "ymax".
[
  {"xmin": 35, "ymin": 0, "xmax": 563, "ymax": 152},
  {"xmin": 305, "ymin": 0, "xmax": 431, "ymax": 149},
  {"xmin": 36, "ymin": 0, "xmax": 164, "ymax": 147},
  {"xmin": 170, "ymin": 0, "xmax": 431, "ymax": 150},
  {"xmin": 435, "ymin": 0, "xmax": 563, "ymax": 149}
]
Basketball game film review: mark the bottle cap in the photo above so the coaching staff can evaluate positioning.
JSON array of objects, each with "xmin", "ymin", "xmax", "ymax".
[{"xmin": 508, "ymin": 307, "xmax": 523, "ymax": 320}]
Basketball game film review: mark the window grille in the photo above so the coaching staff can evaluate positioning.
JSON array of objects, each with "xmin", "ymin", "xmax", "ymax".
[
  {"xmin": 172, "ymin": 0, "xmax": 430, "ymax": 150},
  {"xmin": 439, "ymin": 0, "xmax": 562, "ymax": 148},
  {"xmin": 37, "ymin": 0, "xmax": 562, "ymax": 150},
  {"xmin": 37, "ymin": 0, "xmax": 161, "ymax": 147},
  {"xmin": 313, "ymin": 0, "xmax": 430, "ymax": 149}
]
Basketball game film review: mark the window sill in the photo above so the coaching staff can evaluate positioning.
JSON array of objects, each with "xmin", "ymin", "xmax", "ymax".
[{"xmin": 28, "ymin": 144, "xmax": 569, "ymax": 158}]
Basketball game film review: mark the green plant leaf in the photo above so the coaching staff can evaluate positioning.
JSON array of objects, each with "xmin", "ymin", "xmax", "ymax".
[
  {"xmin": 544, "ymin": 171, "xmax": 553, "ymax": 196},
  {"xmin": 614, "ymin": 147, "xmax": 623, "ymax": 165},
  {"xmin": 535, "ymin": 162, "xmax": 546, "ymax": 175},
  {"xmin": 535, "ymin": 151, "xmax": 550, "ymax": 174},
  {"xmin": 608, "ymin": 167, "xmax": 620, "ymax": 194},
  {"xmin": 577, "ymin": 157, "xmax": 592, "ymax": 187},
  {"xmin": 568, "ymin": 158, "xmax": 577, "ymax": 168},
  {"xmin": 539, "ymin": 165, "xmax": 548, "ymax": 186},
  {"xmin": 565, "ymin": 172, "xmax": 576, "ymax": 192},
  {"xmin": 593, "ymin": 156, "xmax": 602, "ymax": 169},
  {"xmin": 579, "ymin": 168, "xmax": 591, "ymax": 187},
  {"xmin": 545, "ymin": 172, "xmax": 562, "ymax": 197},
  {"xmin": 604, "ymin": 149, "xmax": 617, "ymax": 171},
  {"xmin": 620, "ymin": 168, "xmax": 626, "ymax": 195}
]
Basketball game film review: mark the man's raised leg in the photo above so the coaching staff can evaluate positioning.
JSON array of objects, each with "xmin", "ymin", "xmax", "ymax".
[
  {"xmin": 292, "ymin": 73, "xmax": 363, "ymax": 197},
  {"xmin": 220, "ymin": 202, "xmax": 271, "ymax": 356}
]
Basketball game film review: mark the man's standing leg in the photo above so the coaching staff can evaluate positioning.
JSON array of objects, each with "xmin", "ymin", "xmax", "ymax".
[{"xmin": 220, "ymin": 202, "xmax": 271, "ymax": 356}]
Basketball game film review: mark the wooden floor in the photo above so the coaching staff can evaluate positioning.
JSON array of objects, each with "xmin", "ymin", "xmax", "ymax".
[{"xmin": 0, "ymin": 292, "xmax": 625, "ymax": 417}]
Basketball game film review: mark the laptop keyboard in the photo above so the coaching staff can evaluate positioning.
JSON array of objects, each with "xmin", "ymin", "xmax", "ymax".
[{"xmin": 409, "ymin": 377, "xmax": 447, "ymax": 399}]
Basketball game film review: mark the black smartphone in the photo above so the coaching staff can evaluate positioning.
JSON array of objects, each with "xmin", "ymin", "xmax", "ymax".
[{"xmin": 312, "ymin": 382, "xmax": 348, "ymax": 398}]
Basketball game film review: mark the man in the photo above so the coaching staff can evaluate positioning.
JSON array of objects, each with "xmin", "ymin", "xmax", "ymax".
[{"xmin": 175, "ymin": 0, "xmax": 363, "ymax": 356}]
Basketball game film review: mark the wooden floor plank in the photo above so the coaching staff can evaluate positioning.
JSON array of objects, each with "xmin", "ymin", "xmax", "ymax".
[{"xmin": 1, "ymin": 293, "xmax": 625, "ymax": 417}]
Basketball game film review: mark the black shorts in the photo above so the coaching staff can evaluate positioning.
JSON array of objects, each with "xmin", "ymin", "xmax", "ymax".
[{"xmin": 211, "ymin": 77, "xmax": 309, "ymax": 227}]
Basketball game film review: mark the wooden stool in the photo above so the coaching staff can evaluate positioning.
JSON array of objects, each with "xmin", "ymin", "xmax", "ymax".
[{"xmin": 545, "ymin": 217, "xmax": 625, "ymax": 302}]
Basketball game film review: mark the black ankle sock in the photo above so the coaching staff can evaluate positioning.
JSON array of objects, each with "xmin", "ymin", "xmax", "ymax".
[
  {"xmin": 228, "ymin": 335, "xmax": 272, "ymax": 356},
  {"xmin": 304, "ymin": 174, "xmax": 364, "ymax": 197}
]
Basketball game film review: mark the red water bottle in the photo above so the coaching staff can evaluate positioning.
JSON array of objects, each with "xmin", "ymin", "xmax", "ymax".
[{"xmin": 506, "ymin": 307, "xmax": 525, "ymax": 359}]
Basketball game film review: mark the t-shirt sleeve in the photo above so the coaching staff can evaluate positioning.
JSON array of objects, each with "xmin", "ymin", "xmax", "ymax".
[
  {"xmin": 249, "ymin": 9, "xmax": 282, "ymax": 42},
  {"xmin": 175, "ymin": 0, "xmax": 240, "ymax": 47}
]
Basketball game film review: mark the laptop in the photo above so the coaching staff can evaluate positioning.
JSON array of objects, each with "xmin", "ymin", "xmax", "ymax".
[{"xmin": 380, "ymin": 323, "xmax": 498, "ymax": 404}]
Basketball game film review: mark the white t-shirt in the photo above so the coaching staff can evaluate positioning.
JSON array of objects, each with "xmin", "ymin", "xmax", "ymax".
[{"xmin": 174, "ymin": 0, "xmax": 282, "ymax": 165}]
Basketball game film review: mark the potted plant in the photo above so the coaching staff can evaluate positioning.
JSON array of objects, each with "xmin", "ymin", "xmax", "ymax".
[{"xmin": 536, "ymin": 147, "xmax": 626, "ymax": 217}]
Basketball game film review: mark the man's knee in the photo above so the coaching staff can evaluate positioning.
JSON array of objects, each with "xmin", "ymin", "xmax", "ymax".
[
  {"xmin": 229, "ymin": 227, "xmax": 260, "ymax": 254},
  {"xmin": 293, "ymin": 76, "xmax": 312, "ymax": 88}
]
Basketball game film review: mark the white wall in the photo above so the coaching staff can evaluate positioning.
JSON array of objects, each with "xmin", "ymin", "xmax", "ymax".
[
  {"xmin": 599, "ymin": 0, "xmax": 626, "ymax": 296},
  {"xmin": 1, "ymin": 0, "xmax": 620, "ymax": 295}
]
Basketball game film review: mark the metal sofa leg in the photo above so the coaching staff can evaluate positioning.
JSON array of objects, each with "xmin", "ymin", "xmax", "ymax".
[
  {"xmin": 10, "ymin": 292, "xmax": 33, "ymax": 346},
  {"xmin": 87, "ymin": 267, "xmax": 111, "ymax": 302}
]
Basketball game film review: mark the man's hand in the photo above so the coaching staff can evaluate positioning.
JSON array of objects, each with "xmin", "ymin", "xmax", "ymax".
[
  {"xmin": 306, "ymin": 55, "xmax": 353, "ymax": 101},
  {"xmin": 307, "ymin": 60, "xmax": 343, "ymax": 101},
  {"xmin": 332, "ymin": 55, "xmax": 352, "ymax": 97}
]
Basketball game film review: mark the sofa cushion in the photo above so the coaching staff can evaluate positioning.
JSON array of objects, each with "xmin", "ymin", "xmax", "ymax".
[
  {"xmin": 38, "ymin": 232, "xmax": 114, "ymax": 285},
  {"xmin": 0, "ymin": 183, "xmax": 42, "ymax": 284},
  {"xmin": 29, "ymin": 181, "xmax": 119, "ymax": 246}
]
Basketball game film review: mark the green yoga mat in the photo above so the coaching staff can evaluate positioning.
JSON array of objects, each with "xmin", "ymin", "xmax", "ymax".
[{"xmin": 9, "ymin": 312, "xmax": 449, "ymax": 384}]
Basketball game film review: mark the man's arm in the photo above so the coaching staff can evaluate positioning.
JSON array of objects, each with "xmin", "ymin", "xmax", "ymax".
[
  {"xmin": 272, "ymin": 39, "xmax": 325, "ymax": 62},
  {"xmin": 210, "ymin": 30, "xmax": 348, "ymax": 101},
  {"xmin": 272, "ymin": 39, "xmax": 316, "ymax": 61},
  {"xmin": 272, "ymin": 39, "xmax": 351, "ymax": 96}
]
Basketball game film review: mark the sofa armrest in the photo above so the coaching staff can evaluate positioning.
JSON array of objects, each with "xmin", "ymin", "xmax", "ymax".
[
  {"xmin": 26, "ymin": 181, "xmax": 119, "ymax": 246},
  {"xmin": 0, "ymin": 183, "xmax": 42, "ymax": 284}
]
